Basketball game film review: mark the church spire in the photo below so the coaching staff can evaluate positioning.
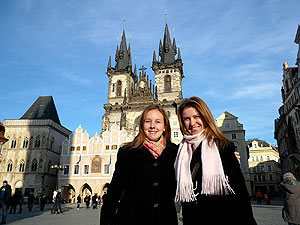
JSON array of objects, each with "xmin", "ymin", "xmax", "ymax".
[
  {"xmin": 159, "ymin": 23, "xmax": 176, "ymax": 64},
  {"xmin": 115, "ymin": 29, "xmax": 131, "ymax": 70}
]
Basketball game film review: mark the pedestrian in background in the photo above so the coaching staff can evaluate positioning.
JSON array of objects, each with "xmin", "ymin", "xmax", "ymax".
[
  {"xmin": 40, "ymin": 194, "xmax": 47, "ymax": 211},
  {"xmin": 256, "ymin": 189, "xmax": 263, "ymax": 204},
  {"xmin": 92, "ymin": 193, "xmax": 98, "ymax": 209},
  {"xmin": 100, "ymin": 104, "xmax": 178, "ymax": 225},
  {"xmin": 175, "ymin": 97, "xmax": 257, "ymax": 225},
  {"xmin": 0, "ymin": 180, "xmax": 11, "ymax": 224},
  {"xmin": 76, "ymin": 194, "xmax": 81, "ymax": 210},
  {"xmin": 84, "ymin": 194, "xmax": 90, "ymax": 208},
  {"xmin": 27, "ymin": 192, "xmax": 35, "ymax": 212},
  {"xmin": 18, "ymin": 192, "xmax": 24, "ymax": 214},
  {"xmin": 281, "ymin": 172, "xmax": 300, "ymax": 225}
]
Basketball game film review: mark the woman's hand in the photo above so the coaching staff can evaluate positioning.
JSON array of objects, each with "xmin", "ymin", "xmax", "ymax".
[{"xmin": 234, "ymin": 151, "xmax": 240, "ymax": 163}]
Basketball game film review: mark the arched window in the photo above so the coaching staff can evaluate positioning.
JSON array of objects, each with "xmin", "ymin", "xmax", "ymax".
[
  {"xmin": 165, "ymin": 75, "xmax": 171, "ymax": 92},
  {"xmin": 35, "ymin": 136, "xmax": 40, "ymax": 148},
  {"xmin": 91, "ymin": 157, "xmax": 101, "ymax": 173},
  {"xmin": 7, "ymin": 160, "xmax": 13, "ymax": 172},
  {"xmin": 19, "ymin": 160, "xmax": 25, "ymax": 172},
  {"xmin": 116, "ymin": 80, "xmax": 122, "ymax": 96},
  {"xmin": 23, "ymin": 138, "xmax": 29, "ymax": 148},
  {"xmin": 50, "ymin": 137, "xmax": 54, "ymax": 150},
  {"xmin": 11, "ymin": 138, "xmax": 17, "ymax": 148},
  {"xmin": 31, "ymin": 159, "xmax": 38, "ymax": 172}
]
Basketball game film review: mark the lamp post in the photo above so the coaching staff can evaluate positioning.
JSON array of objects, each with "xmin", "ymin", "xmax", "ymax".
[{"xmin": 51, "ymin": 164, "xmax": 66, "ymax": 190}]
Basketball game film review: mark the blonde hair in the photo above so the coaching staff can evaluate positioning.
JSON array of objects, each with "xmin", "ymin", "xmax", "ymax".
[
  {"xmin": 177, "ymin": 96, "xmax": 229, "ymax": 148},
  {"xmin": 126, "ymin": 104, "xmax": 171, "ymax": 148}
]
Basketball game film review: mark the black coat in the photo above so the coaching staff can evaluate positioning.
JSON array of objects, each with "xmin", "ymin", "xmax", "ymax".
[
  {"xmin": 0, "ymin": 184, "xmax": 11, "ymax": 204},
  {"xmin": 182, "ymin": 142, "xmax": 257, "ymax": 225},
  {"xmin": 100, "ymin": 143, "xmax": 178, "ymax": 225}
]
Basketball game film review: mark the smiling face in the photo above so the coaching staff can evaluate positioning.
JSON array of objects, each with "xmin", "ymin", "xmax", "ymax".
[
  {"xmin": 143, "ymin": 109, "xmax": 166, "ymax": 141},
  {"xmin": 182, "ymin": 106, "xmax": 205, "ymax": 135}
]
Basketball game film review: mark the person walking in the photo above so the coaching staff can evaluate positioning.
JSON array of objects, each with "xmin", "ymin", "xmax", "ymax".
[
  {"xmin": 27, "ymin": 192, "xmax": 35, "ymax": 212},
  {"xmin": 256, "ymin": 189, "xmax": 263, "ymax": 204},
  {"xmin": 100, "ymin": 104, "xmax": 178, "ymax": 225},
  {"xmin": 175, "ymin": 97, "xmax": 257, "ymax": 225},
  {"xmin": 0, "ymin": 180, "xmax": 11, "ymax": 224},
  {"xmin": 92, "ymin": 193, "xmax": 98, "ymax": 209},
  {"xmin": 76, "ymin": 194, "xmax": 81, "ymax": 210},
  {"xmin": 281, "ymin": 172, "xmax": 300, "ymax": 225},
  {"xmin": 84, "ymin": 194, "xmax": 90, "ymax": 208},
  {"xmin": 18, "ymin": 192, "xmax": 24, "ymax": 214},
  {"xmin": 40, "ymin": 194, "xmax": 47, "ymax": 211}
]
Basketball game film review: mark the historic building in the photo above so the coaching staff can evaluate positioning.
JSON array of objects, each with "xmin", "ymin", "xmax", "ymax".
[
  {"xmin": 0, "ymin": 96, "xmax": 71, "ymax": 196},
  {"xmin": 247, "ymin": 139, "xmax": 281, "ymax": 195},
  {"xmin": 58, "ymin": 124, "xmax": 133, "ymax": 203},
  {"xmin": 0, "ymin": 122, "xmax": 8, "ymax": 156},
  {"xmin": 216, "ymin": 111, "xmax": 252, "ymax": 194},
  {"xmin": 275, "ymin": 24, "xmax": 300, "ymax": 178},
  {"xmin": 102, "ymin": 22, "xmax": 184, "ymax": 139}
]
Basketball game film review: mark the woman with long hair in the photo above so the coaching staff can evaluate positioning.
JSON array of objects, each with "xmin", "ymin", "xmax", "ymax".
[
  {"xmin": 175, "ymin": 97, "xmax": 257, "ymax": 225},
  {"xmin": 100, "ymin": 104, "xmax": 178, "ymax": 225}
]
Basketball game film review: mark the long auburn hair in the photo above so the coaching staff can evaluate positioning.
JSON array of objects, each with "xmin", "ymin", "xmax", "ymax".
[
  {"xmin": 177, "ymin": 96, "xmax": 230, "ymax": 148},
  {"xmin": 126, "ymin": 104, "xmax": 171, "ymax": 149}
]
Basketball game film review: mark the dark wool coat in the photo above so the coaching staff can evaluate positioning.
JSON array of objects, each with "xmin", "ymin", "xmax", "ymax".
[
  {"xmin": 100, "ymin": 143, "xmax": 179, "ymax": 225},
  {"xmin": 281, "ymin": 182, "xmax": 300, "ymax": 224},
  {"xmin": 181, "ymin": 142, "xmax": 257, "ymax": 225}
]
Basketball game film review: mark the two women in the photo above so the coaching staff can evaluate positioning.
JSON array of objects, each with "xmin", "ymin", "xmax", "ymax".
[{"xmin": 101, "ymin": 97, "xmax": 256, "ymax": 225}]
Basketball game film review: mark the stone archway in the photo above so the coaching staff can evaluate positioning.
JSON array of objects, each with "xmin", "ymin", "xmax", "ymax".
[
  {"xmin": 63, "ymin": 184, "xmax": 76, "ymax": 203},
  {"xmin": 80, "ymin": 183, "xmax": 92, "ymax": 197}
]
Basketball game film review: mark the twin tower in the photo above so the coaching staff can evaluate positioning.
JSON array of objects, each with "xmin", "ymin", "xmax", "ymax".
[{"xmin": 102, "ymin": 22, "xmax": 185, "ymax": 137}]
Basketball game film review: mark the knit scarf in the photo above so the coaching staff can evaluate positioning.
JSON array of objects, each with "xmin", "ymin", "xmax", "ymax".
[
  {"xmin": 174, "ymin": 130, "xmax": 235, "ymax": 202},
  {"xmin": 143, "ymin": 136, "xmax": 166, "ymax": 159}
]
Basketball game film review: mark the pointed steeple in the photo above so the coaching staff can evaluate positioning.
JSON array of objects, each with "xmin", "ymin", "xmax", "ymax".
[
  {"xmin": 128, "ymin": 43, "xmax": 132, "ymax": 67},
  {"xmin": 115, "ymin": 29, "xmax": 131, "ymax": 70},
  {"xmin": 107, "ymin": 50, "xmax": 111, "ymax": 73},
  {"xmin": 160, "ymin": 23, "xmax": 176, "ymax": 64},
  {"xmin": 173, "ymin": 37, "xmax": 177, "ymax": 55},
  {"xmin": 177, "ymin": 47, "xmax": 181, "ymax": 60},
  {"xmin": 153, "ymin": 50, "xmax": 157, "ymax": 62},
  {"xmin": 294, "ymin": 24, "xmax": 300, "ymax": 44}
]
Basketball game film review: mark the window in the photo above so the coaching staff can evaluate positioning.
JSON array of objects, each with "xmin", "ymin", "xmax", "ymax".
[
  {"xmin": 31, "ymin": 159, "xmax": 37, "ymax": 172},
  {"xmin": 7, "ymin": 161, "xmax": 13, "ymax": 172},
  {"xmin": 174, "ymin": 132, "xmax": 179, "ymax": 138},
  {"xmin": 74, "ymin": 165, "xmax": 79, "ymax": 174},
  {"xmin": 267, "ymin": 156, "xmax": 270, "ymax": 161},
  {"xmin": 112, "ymin": 83, "xmax": 115, "ymax": 92},
  {"xmin": 105, "ymin": 145, "xmax": 110, "ymax": 150},
  {"xmin": 71, "ymin": 147, "xmax": 75, "ymax": 152},
  {"xmin": 269, "ymin": 175, "xmax": 273, "ymax": 181},
  {"xmin": 262, "ymin": 175, "xmax": 266, "ymax": 182},
  {"xmin": 252, "ymin": 157, "xmax": 255, "ymax": 162},
  {"xmin": 268, "ymin": 165, "xmax": 272, "ymax": 172},
  {"xmin": 23, "ymin": 138, "xmax": 29, "ymax": 148},
  {"xmin": 256, "ymin": 156, "xmax": 259, "ymax": 161},
  {"xmin": 19, "ymin": 160, "xmax": 25, "ymax": 172},
  {"xmin": 261, "ymin": 166, "xmax": 265, "ymax": 171},
  {"xmin": 231, "ymin": 133, "xmax": 237, "ymax": 139},
  {"xmin": 260, "ymin": 156, "xmax": 263, "ymax": 161},
  {"xmin": 225, "ymin": 123, "xmax": 230, "ymax": 128},
  {"xmin": 112, "ymin": 145, "xmax": 118, "ymax": 150},
  {"xmin": 254, "ymin": 176, "xmax": 257, "ymax": 182},
  {"xmin": 173, "ymin": 120, "xmax": 177, "ymax": 125},
  {"xmin": 50, "ymin": 137, "xmax": 54, "ymax": 150},
  {"xmin": 84, "ymin": 165, "xmax": 90, "ymax": 174},
  {"xmin": 83, "ymin": 146, "xmax": 87, "ymax": 151},
  {"xmin": 11, "ymin": 139, "xmax": 16, "ymax": 148},
  {"xmin": 254, "ymin": 144, "xmax": 257, "ymax": 148},
  {"xmin": 165, "ymin": 75, "xmax": 171, "ymax": 92},
  {"xmin": 76, "ymin": 146, "xmax": 80, "ymax": 151},
  {"xmin": 117, "ymin": 80, "xmax": 122, "ymax": 96},
  {"xmin": 104, "ymin": 164, "xmax": 110, "ymax": 174},
  {"xmin": 63, "ymin": 165, "xmax": 70, "ymax": 175},
  {"xmin": 35, "ymin": 136, "xmax": 40, "ymax": 148}
]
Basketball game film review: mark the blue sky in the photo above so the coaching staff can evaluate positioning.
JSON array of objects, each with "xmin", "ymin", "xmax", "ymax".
[{"xmin": 1, "ymin": 0, "xmax": 299, "ymax": 145}]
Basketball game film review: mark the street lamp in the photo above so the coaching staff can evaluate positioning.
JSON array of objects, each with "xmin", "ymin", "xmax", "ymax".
[{"xmin": 51, "ymin": 164, "xmax": 66, "ymax": 189}]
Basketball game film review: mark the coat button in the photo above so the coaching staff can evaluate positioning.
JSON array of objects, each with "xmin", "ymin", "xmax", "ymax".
[
  {"xmin": 153, "ymin": 203, "xmax": 159, "ymax": 208},
  {"xmin": 153, "ymin": 182, "xmax": 158, "ymax": 186},
  {"xmin": 153, "ymin": 163, "xmax": 158, "ymax": 167}
]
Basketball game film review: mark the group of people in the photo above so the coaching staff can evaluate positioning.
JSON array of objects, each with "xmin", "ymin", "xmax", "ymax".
[
  {"xmin": 76, "ymin": 193, "xmax": 102, "ymax": 210},
  {"xmin": 100, "ymin": 97, "xmax": 258, "ymax": 225}
]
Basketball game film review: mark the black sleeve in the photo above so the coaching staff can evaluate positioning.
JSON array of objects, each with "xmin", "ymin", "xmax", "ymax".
[{"xmin": 100, "ymin": 146, "xmax": 128, "ymax": 225}]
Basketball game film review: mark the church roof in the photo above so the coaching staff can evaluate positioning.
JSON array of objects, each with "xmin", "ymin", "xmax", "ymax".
[
  {"xmin": 159, "ymin": 23, "xmax": 176, "ymax": 64},
  {"xmin": 294, "ymin": 24, "xmax": 300, "ymax": 44},
  {"xmin": 21, "ymin": 96, "xmax": 61, "ymax": 125}
]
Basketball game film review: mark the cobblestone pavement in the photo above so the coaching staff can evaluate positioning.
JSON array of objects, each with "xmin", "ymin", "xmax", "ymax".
[{"xmin": 1, "ymin": 201, "xmax": 287, "ymax": 225}]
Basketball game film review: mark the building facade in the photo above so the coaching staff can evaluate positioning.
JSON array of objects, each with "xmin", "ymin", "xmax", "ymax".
[
  {"xmin": 247, "ymin": 139, "xmax": 281, "ymax": 195},
  {"xmin": 58, "ymin": 124, "xmax": 133, "ymax": 203},
  {"xmin": 216, "ymin": 111, "xmax": 252, "ymax": 194},
  {"xmin": 0, "ymin": 96, "xmax": 71, "ymax": 196},
  {"xmin": 275, "ymin": 24, "xmax": 300, "ymax": 178}
]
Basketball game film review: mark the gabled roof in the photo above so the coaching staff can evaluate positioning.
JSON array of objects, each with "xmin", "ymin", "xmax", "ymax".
[{"xmin": 21, "ymin": 96, "xmax": 61, "ymax": 125}]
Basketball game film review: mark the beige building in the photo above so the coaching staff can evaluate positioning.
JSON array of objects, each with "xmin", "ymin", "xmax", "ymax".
[
  {"xmin": 58, "ymin": 123, "xmax": 134, "ymax": 203},
  {"xmin": 216, "ymin": 111, "xmax": 252, "ymax": 194},
  {"xmin": 247, "ymin": 139, "xmax": 281, "ymax": 195},
  {"xmin": 0, "ymin": 96, "xmax": 71, "ymax": 196}
]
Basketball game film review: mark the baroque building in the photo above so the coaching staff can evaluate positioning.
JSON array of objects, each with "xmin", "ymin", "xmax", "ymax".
[
  {"xmin": 102, "ymin": 22, "xmax": 184, "ymax": 141},
  {"xmin": 247, "ymin": 139, "xmax": 281, "ymax": 195},
  {"xmin": 216, "ymin": 111, "xmax": 252, "ymax": 194},
  {"xmin": 275, "ymin": 24, "xmax": 300, "ymax": 178},
  {"xmin": 0, "ymin": 96, "xmax": 71, "ymax": 196}
]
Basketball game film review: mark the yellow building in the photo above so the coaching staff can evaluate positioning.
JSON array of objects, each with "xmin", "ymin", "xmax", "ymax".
[{"xmin": 247, "ymin": 139, "xmax": 281, "ymax": 195}]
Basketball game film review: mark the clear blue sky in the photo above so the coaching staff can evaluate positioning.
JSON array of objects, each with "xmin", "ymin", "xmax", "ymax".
[{"xmin": 1, "ymin": 0, "xmax": 299, "ymax": 145}]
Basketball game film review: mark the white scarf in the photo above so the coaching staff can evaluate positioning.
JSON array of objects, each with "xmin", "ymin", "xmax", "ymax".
[{"xmin": 174, "ymin": 131, "xmax": 235, "ymax": 202}]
